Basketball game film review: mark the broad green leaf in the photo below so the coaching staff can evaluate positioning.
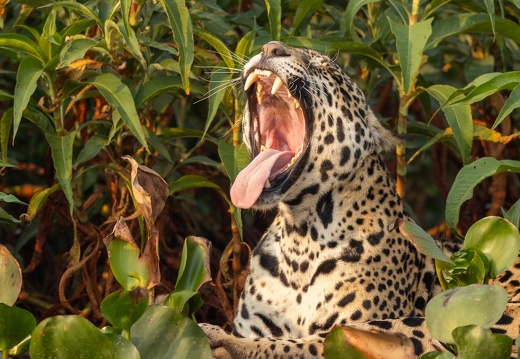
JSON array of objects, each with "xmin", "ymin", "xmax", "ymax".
[
  {"xmin": 102, "ymin": 333, "xmax": 140, "ymax": 359},
  {"xmin": 425, "ymin": 284, "xmax": 508, "ymax": 343},
  {"xmin": 100, "ymin": 288, "xmax": 149, "ymax": 332},
  {"xmin": 88, "ymin": 73, "xmax": 149, "ymax": 151},
  {"xmin": 464, "ymin": 216, "xmax": 520, "ymax": 277},
  {"xmin": 441, "ymin": 248, "xmax": 490, "ymax": 288},
  {"xmin": 45, "ymin": 131, "xmax": 76, "ymax": 217},
  {"xmin": 169, "ymin": 175, "xmax": 222, "ymax": 196},
  {"xmin": 60, "ymin": 19, "xmax": 97, "ymax": 38},
  {"xmin": 324, "ymin": 326, "xmax": 415, "ymax": 359},
  {"xmin": 344, "ymin": 0, "xmax": 379, "ymax": 42},
  {"xmin": 446, "ymin": 158, "xmax": 520, "ymax": 229},
  {"xmin": 13, "ymin": 56, "xmax": 44, "ymax": 142},
  {"xmin": 426, "ymin": 14, "xmax": 520, "ymax": 50},
  {"xmin": 130, "ymin": 305, "xmax": 211, "ymax": 359},
  {"xmin": 22, "ymin": 108, "xmax": 54, "ymax": 134},
  {"xmin": 0, "ymin": 107, "xmax": 12, "ymax": 162},
  {"xmin": 503, "ymin": 199, "xmax": 520, "ymax": 229},
  {"xmin": 57, "ymin": 37, "xmax": 98, "ymax": 69},
  {"xmin": 193, "ymin": 28, "xmax": 234, "ymax": 69},
  {"xmin": 388, "ymin": 18, "xmax": 432, "ymax": 94},
  {"xmin": 116, "ymin": 22, "xmax": 146, "ymax": 69},
  {"xmin": 30, "ymin": 315, "xmax": 120, "ymax": 359},
  {"xmin": 40, "ymin": 2, "xmax": 103, "ymax": 28},
  {"xmin": 145, "ymin": 128, "xmax": 173, "ymax": 164},
  {"xmin": 0, "ymin": 304, "xmax": 36, "ymax": 351},
  {"xmin": 493, "ymin": 84, "xmax": 520, "ymax": 129},
  {"xmin": 181, "ymin": 156, "xmax": 221, "ymax": 169},
  {"xmin": 448, "ymin": 72, "xmax": 520, "ymax": 107},
  {"xmin": 420, "ymin": 353, "xmax": 455, "ymax": 359},
  {"xmin": 107, "ymin": 238, "xmax": 148, "ymax": 291},
  {"xmin": 0, "ymin": 208, "xmax": 21, "ymax": 224},
  {"xmin": 204, "ymin": 70, "xmax": 233, "ymax": 139},
  {"xmin": 0, "ymin": 33, "xmax": 44, "ymax": 62},
  {"xmin": 21, "ymin": 183, "xmax": 60, "ymax": 222},
  {"xmin": 162, "ymin": 127, "xmax": 217, "ymax": 144},
  {"xmin": 74, "ymin": 135, "xmax": 108, "ymax": 167},
  {"xmin": 389, "ymin": 218, "xmax": 454, "ymax": 264},
  {"xmin": 264, "ymin": 0, "xmax": 281, "ymax": 40},
  {"xmin": 160, "ymin": 0, "xmax": 194, "ymax": 94},
  {"xmin": 0, "ymin": 193, "xmax": 26, "ymax": 205},
  {"xmin": 427, "ymin": 85, "xmax": 472, "ymax": 165},
  {"xmin": 235, "ymin": 30, "xmax": 257, "ymax": 62},
  {"xmin": 165, "ymin": 289, "xmax": 203, "ymax": 315},
  {"xmin": 135, "ymin": 76, "xmax": 184, "ymax": 107},
  {"xmin": 176, "ymin": 236, "xmax": 211, "ymax": 293},
  {"xmin": 8, "ymin": 334, "xmax": 31, "ymax": 357},
  {"xmin": 454, "ymin": 325, "xmax": 512, "ymax": 359},
  {"xmin": 218, "ymin": 139, "xmax": 251, "ymax": 184},
  {"xmin": 291, "ymin": 0, "xmax": 324, "ymax": 37},
  {"xmin": 121, "ymin": 0, "xmax": 132, "ymax": 40},
  {"xmin": 0, "ymin": 244, "xmax": 22, "ymax": 305}
]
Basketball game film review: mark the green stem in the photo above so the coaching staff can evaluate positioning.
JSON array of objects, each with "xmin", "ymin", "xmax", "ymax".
[
  {"xmin": 396, "ymin": 93, "xmax": 409, "ymax": 199},
  {"xmin": 3, "ymin": 348, "xmax": 9, "ymax": 359}
]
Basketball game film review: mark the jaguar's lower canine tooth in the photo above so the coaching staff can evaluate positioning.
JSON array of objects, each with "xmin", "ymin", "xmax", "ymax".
[
  {"xmin": 264, "ymin": 180, "xmax": 271, "ymax": 188},
  {"xmin": 271, "ymin": 76, "xmax": 283, "ymax": 95},
  {"xmin": 245, "ymin": 72, "xmax": 259, "ymax": 91}
]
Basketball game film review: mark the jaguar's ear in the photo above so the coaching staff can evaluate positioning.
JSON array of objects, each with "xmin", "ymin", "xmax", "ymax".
[{"xmin": 366, "ymin": 110, "xmax": 397, "ymax": 153}]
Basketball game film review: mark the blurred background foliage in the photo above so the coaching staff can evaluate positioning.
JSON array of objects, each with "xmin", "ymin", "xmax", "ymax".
[{"xmin": 0, "ymin": 0, "xmax": 519, "ymax": 332}]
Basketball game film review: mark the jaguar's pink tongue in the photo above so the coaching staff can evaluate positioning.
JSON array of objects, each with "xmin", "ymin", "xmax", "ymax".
[{"xmin": 231, "ymin": 149, "xmax": 295, "ymax": 209}]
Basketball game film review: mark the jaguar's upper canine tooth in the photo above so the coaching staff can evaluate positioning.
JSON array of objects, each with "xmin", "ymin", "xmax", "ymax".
[
  {"xmin": 245, "ymin": 72, "xmax": 259, "ymax": 91},
  {"xmin": 264, "ymin": 180, "xmax": 271, "ymax": 188},
  {"xmin": 271, "ymin": 76, "xmax": 283, "ymax": 95}
]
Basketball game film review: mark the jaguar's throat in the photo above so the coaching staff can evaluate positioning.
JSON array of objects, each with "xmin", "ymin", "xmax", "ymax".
[{"xmin": 230, "ymin": 69, "xmax": 306, "ymax": 209}]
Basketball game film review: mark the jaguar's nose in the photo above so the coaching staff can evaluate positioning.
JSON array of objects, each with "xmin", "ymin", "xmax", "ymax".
[{"xmin": 262, "ymin": 42, "xmax": 291, "ymax": 57}]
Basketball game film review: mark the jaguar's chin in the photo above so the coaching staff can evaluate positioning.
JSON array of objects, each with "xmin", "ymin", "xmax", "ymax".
[{"xmin": 230, "ymin": 68, "xmax": 310, "ymax": 209}]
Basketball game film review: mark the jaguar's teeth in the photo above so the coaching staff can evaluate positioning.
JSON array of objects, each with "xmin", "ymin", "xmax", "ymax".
[
  {"xmin": 261, "ymin": 145, "xmax": 266, "ymax": 152},
  {"xmin": 254, "ymin": 69, "xmax": 272, "ymax": 77},
  {"xmin": 271, "ymin": 76, "xmax": 283, "ymax": 95},
  {"xmin": 294, "ymin": 99, "xmax": 300, "ymax": 109},
  {"xmin": 264, "ymin": 180, "xmax": 271, "ymax": 188},
  {"xmin": 287, "ymin": 90, "xmax": 292, "ymax": 99},
  {"xmin": 245, "ymin": 72, "xmax": 259, "ymax": 91}
]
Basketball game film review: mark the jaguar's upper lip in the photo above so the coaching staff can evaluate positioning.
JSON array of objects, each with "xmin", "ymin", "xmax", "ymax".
[{"xmin": 229, "ymin": 68, "xmax": 307, "ymax": 208}]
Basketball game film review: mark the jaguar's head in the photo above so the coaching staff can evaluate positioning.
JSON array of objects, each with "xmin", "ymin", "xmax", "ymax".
[{"xmin": 230, "ymin": 42, "xmax": 393, "ymax": 210}]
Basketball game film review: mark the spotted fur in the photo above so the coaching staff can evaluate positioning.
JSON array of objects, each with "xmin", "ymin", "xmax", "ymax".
[{"xmin": 201, "ymin": 42, "xmax": 520, "ymax": 358}]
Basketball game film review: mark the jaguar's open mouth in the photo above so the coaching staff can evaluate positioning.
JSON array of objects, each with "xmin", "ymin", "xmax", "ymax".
[{"xmin": 230, "ymin": 69, "xmax": 307, "ymax": 209}]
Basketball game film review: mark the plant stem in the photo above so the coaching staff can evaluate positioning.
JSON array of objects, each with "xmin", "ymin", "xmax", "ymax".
[
  {"xmin": 396, "ymin": 94, "xmax": 409, "ymax": 199},
  {"xmin": 2, "ymin": 348, "xmax": 8, "ymax": 359}
]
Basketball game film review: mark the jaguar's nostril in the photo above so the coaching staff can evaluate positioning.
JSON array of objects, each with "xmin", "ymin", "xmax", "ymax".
[{"xmin": 262, "ymin": 42, "xmax": 291, "ymax": 57}]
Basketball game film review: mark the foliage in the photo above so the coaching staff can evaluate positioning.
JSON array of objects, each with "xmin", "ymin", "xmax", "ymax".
[{"xmin": 0, "ymin": 0, "xmax": 519, "ymax": 358}]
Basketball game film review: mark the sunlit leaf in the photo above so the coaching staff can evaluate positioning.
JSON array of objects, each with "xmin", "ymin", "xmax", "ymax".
[
  {"xmin": 193, "ymin": 28, "xmax": 234, "ymax": 69},
  {"xmin": 264, "ymin": 0, "xmax": 281, "ymax": 40},
  {"xmin": 388, "ymin": 18, "xmax": 433, "ymax": 94},
  {"xmin": 57, "ymin": 37, "xmax": 98, "ymax": 69},
  {"xmin": 40, "ymin": 2, "xmax": 103, "ymax": 28},
  {"xmin": 446, "ymin": 158, "xmax": 520, "ymax": 229},
  {"xmin": 454, "ymin": 325, "xmax": 512, "ymax": 359},
  {"xmin": 204, "ymin": 70, "xmax": 232, "ymax": 139},
  {"xmin": 100, "ymin": 288, "xmax": 149, "ymax": 332},
  {"xmin": 88, "ymin": 73, "xmax": 149, "ymax": 152},
  {"xmin": 464, "ymin": 216, "xmax": 520, "ymax": 277},
  {"xmin": 45, "ymin": 131, "xmax": 76, "ymax": 217},
  {"xmin": 425, "ymin": 284, "xmax": 508, "ymax": 344},
  {"xmin": 344, "ymin": 0, "xmax": 379, "ymax": 42},
  {"xmin": 493, "ymin": 84, "xmax": 520, "ymax": 130},
  {"xmin": 165, "ymin": 290, "xmax": 203, "ymax": 316},
  {"xmin": 427, "ymin": 85, "xmax": 473, "ymax": 165},
  {"xmin": 176, "ymin": 236, "xmax": 212, "ymax": 292},
  {"xmin": 0, "ymin": 244, "xmax": 22, "ymax": 305},
  {"xmin": 160, "ymin": 0, "xmax": 194, "ymax": 94},
  {"xmin": 0, "ymin": 304, "xmax": 36, "ymax": 351},
  {"xmin": 134, "ymin": 76, "xmax": 184, "ymax": 107},
  {"xmin": 441, "ymin": 248, "xmax": 490, "ymax": 288},
  {"xmin": 503, "ymin": 199, "xmax": 520, "ymax": 229},
  {"xmin": 13, "ymin": 56, "xmax": 44, "ymax": 142},
  {"xmin": 292, "ymin": 0, "xmax": 323, "ymax": 37},
  {"xmin": 0, "ymin": 33, "xmax": 44, "ymax": 62},
  {"xmin": 21, "ymin": 183, "xmax": 61, "ymax": 222},
  {"xmin": 169, "ymin": 175, "xmax": 222, "ymax": 196}
]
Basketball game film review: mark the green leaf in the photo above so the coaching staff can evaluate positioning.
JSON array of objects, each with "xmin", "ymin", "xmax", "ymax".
[
  {"xmin": 135, "ymin": 76, "xmax": 184, "ymax": 107},
  {"xmin": 464, "ymin": 216, "xmax": 520, "ymax": 277},
  {"xmin": 21, "ymin": 183, "xmax": 61, "ymax": 222},
  {"xmin": 107, "ymin": 238, "xmax": 149, "ymax": 291},
  {"xmin": 161, "ymin": 127, "xmax": 217, "ymax": 144},
  {"xmin": 0, "ymin": 193, "xmax": 27, "ymax": 205},
  {"xmin": 193, "ymin": 28, "xmax": 234, "ymax": 69},
  {"xmin": 218, "ymin": 139, "xmax": 250, "ymax": 184},
  {"xmin": 492, "ymin": 84, "xmax": 520, "ymax": 130},
  {"xmin": 388, "ymin": 18, "xmax": 433, "ymax": 94},
  {"xmin": 57, "ymin": 37, "xmax": 98, "ymax": 69},
  {"xmin": 160, "ymin": 0, "xmax": 194, "ymax": 95},
  {"xmin": 45, "ymin": 131, "xmax": 76, "ymax": 217},
  {"xmin": 0, "ymin": 208, "xmax": 21, "ymax": 224},
  {"xmin": 453, "ymin": 325, "xmax": 512, "ymax": 359},
  {"xmin": 441, "ymin": 248, "xmax": 490, "ymax": 288},
  {"xmin": 164, "ymin": 290, "xmax": 203, "ymax": 316},
  {"xmin": 425, "ymin": 284, "xmax": 508, "ymax": 344},
  {"xmin": 102, "ymin": 333, "xmax": 140, "ymax": 359},
  {"xmin": 121, "ymin": 0, "xmax": 132, "ymax": 41},
  {"xmin": 0, "ymin": 107, "xmax": 12, "ymax": 162},
  {"xmin": 427, "ymin": 85, "xmax": 472, "ymax": 165},
  {"xmin": 74, "ymin": 135, "xmax": 108, "ymax": 167},
  {"xmin": 235, "ymin": 30, "xmax": 257, "ymax": 62},
  {"xmin": 389, "ymin": 218, "xmax": 454, "ymax": 265},
  {"xmin": 40, "ymin": 2, "xmax": 103, "ymax": 28},
  {"xmin": 446, "ymin": 158, "xmax": 520, "ymax": 229},
  {"xmin": 130, "ymin": 305, "xmax": 211, "ymax": 359},
  {"xmin": 175, "ymin": 236, "xmax": 211, "ymax": 293},
  {"xmin": 264, "ymin": 0, "xmax": 281, "ymax": 40},
  {"xmin": 344, "ymin": 0, "xmax": 379, "ymax": 42},
  {"xmin": 88, "ymin": 73, "xmax": 149, "ymax": 152},
  {"xmin": 169, "ymin": 175, "xmax": 222, "ymax": 196},
  {"xmin": 204, "ymin": 70, "xmax": 232, "ymax": 139},
  {"xmin": 0, "ymin": 244, "xmax": 22, "ymax": 305},
  {"xmin": 291, "ymin": 0, "xmax": 323, "ymax": 37},
  {"xmin": 503, "ymin": 199, "xmax": 520, "ymax": 229},
  {"xmin": 100, "ymin": 288, "xmax": 149, "ymax": 332},
  {"xmin": 30, "ymin": 315, "xmax": 121, "ymax": 359},
  {"xmin": 13, "ymin": 56, "xmax": 44, "ymax": 142},
  {"xmin": 0, "ymin": 304, "xmax": 36, "ymax": 351},
  {"xmin": 0, "ymin": 33, "xmax": 44, "ymax": 62},
  {"xmin": 420, "ymin": 352, "xmax": 455, "ymax": 359}
]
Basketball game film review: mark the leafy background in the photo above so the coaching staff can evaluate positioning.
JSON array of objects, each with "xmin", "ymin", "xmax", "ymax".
[{"xmin": 0, "ymin": 0, "xmax": 519, "ymax": 357}]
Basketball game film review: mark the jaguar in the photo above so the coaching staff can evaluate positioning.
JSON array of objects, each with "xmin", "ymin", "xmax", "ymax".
[{"xmin": 201, "ymin": 41, "xmax": 520, "ymax": 358}]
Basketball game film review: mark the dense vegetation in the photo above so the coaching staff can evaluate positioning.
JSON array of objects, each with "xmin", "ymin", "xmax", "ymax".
[{"xmin": 0, "ymin": 0, "xmax": 519, "ymax": 358}]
